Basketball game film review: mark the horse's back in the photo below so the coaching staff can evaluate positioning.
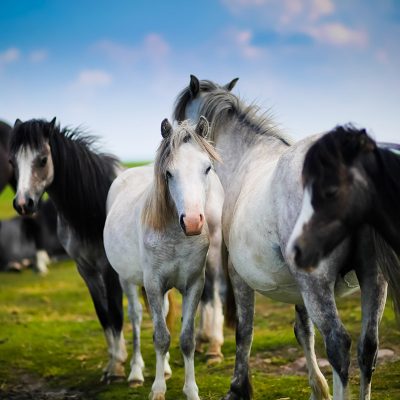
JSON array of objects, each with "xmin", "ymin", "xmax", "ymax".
[{"xmin": 106, "ymin": 165, "xmax": 153, "ymax": 213}]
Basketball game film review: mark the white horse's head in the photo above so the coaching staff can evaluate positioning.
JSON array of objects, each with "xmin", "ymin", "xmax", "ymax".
[
  {"xmin": 144, "ymin": 117, "xmax": 220, "ymax": 236},
  {"xmin": 174, "ymin": 75, "xmax": 239, "ymax": 124}
]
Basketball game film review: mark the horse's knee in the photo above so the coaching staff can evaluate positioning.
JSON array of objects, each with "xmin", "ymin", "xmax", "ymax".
[
  {"xmin": 358, "ymin": 333, "xmax": 378, "ymax": 381},
  {"xmin": 325, "ymin": 326, "xmax": 351, "ymax": 386},
  {"xmin": 153, "ymin": 329, "xmax": 170, "ymax": 355},
  {"xmin": 180, "ymin": 330, "xmax": 195, "ymax": 357}
]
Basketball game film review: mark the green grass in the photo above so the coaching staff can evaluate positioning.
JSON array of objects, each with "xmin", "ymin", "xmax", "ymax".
[{"xmin": 0, "ymin": 178, "xmax": 400, "ymax": 399}]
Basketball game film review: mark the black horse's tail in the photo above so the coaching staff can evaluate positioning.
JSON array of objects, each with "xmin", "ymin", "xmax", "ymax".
[
  {"xmin": 222, "ymin": 238, "xmax": 237, "ymax": 328},
  {"xmin": 374, "ymin": 231, "xmax": 400, "ymax": 324}
]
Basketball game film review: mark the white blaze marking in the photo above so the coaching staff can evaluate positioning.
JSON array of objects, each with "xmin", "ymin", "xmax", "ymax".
[
  {"xmin": 16, "ymin": 147, "xmax": 36, "ymax": 198},
  {"xmin": 286, "ymin": 186, "xmax": 315, "ymax": 261}
]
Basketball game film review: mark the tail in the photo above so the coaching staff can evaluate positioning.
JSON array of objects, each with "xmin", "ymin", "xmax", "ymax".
[
  {"xmin": 222, "ymin": 239, "xmax": 237, "ymax": 328},
  {"xmin": 166, "ymin": 290, "xmax": 178, "ymax": 334},
  {"xmin": 374, "ymin": 231, "xmax": 400, "ymax": 324},
  {"xmin": 141, "ymin": 287, "xmax": 178, "ymax": 333}
]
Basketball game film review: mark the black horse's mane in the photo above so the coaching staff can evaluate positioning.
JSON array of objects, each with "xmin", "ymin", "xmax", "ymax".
[
  {"xmin": 304, "ymin": 124, "xmax": 400, "ymax": 203},
  {"xmin": 10, "ymin": 119, "xmax": 120, "ymax": 243},
  {"xmin": 0, "ymin": 120, "xmax": 11, "ymax": 150}
]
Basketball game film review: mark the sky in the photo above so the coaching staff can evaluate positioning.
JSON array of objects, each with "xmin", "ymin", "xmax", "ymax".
[{"xmin": 0, "ymin": 0, "xmax": 399, "ymax": 160}]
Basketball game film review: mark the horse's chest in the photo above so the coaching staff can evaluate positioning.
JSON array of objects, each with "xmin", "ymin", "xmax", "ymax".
[{"xmin": 142, "ymin": 231, "xmax": 209, "ymax": 289}]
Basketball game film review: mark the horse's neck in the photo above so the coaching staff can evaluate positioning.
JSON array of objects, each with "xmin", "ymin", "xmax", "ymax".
[
  {"xmin": 368, "ymin": 151, "xmax": 400, "ymax": 253},
  {"xmin": 214, "ymin": 125, "xmax": 288, "ymax": 189}
]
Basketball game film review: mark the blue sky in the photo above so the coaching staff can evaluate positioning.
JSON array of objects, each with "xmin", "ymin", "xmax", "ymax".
[{"xmin": 0, "ymin": 0, "xmax": 399, "ymax": 160}]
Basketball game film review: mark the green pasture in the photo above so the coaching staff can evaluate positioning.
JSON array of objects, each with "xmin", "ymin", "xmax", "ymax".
[{"xmin": 0, "ymin": 178, "xmax": 399, "ymax": 399}]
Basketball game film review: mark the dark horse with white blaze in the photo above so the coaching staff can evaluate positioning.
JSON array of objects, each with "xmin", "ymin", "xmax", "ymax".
[
  {"xmin": 174, "ymin": 76, "xmax": 391, "ymax": 400},
  {"xmin": 287, "ymin": 126, "xmax": 400, "ymax": 320},
  {"xmin": 9, "ymin": 118, "xmax": 126, "ymax": 382}
]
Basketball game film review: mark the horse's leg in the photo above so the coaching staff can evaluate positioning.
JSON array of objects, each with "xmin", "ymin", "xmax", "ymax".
[
  {"xmin": 163, "ymin": 292, "xmax": 172, "ymax": 378},
  {"xmin": 119, "ymin": 278, "xmax": 145, "ymax": 387},
  {"xmin": 181, "ymin": 278, "xmax": 204, "ymax": 400},
  {"xmin": 35, "ymin": 249, "xmax": 50, "ymax": 275},
  {"xmin": 294, "ymin": 305, "xmax": 331, "ymax": 400},
  {"xmin": 297, "ymin": 273, "xmax": 351, "ymax": 400},
  {"xmin": 355, "ymin": 231, "xmax": 387, "ymax": 400},
  {"xmin": 103, "ymin": 262, "xmax": 126, "ymax": 381},
  {"xmin": 77, "ymin": 261, "xmax": 126, "ymax": 383},
  {"xmin": 197, "ymin": 238, "xmax": 224, "ymax": 364},
  {"xmin": 223, "ymin": 259, "xmax": 255, "ymax": 400},
  {"xmin": 146, "ymin": 282, "xmax": 170, "ymax": 400}
]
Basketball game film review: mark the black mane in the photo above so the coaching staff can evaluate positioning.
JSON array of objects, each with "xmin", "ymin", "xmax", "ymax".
[
  {"xmin": 10, "ymin": 119, "xmax": 120, "ymax": 244},
  {"xmin": 0, "ymin": 120, "xmax": 11, "ymax": 150},
  {"xmin": 303, "ymin": 125, "xmax": 369, "ymax": 180}
]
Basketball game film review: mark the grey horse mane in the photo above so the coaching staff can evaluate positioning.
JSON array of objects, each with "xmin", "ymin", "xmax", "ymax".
[
  {"xmin": 142, "ymin": 120, "xmax": 220, "ymax": 232},
  {"xmin": 174, "ymin": 80, "xmax": 293, "ymax": 146}
]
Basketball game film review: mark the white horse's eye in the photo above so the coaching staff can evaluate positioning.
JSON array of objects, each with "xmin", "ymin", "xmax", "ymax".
[
  {"xmin": 166, "ymin": 170, "xmax": 172, "ymax": 180},
  {"xmin": 205, "ymin": 166, "xmax": 211, "ymax": 175}
]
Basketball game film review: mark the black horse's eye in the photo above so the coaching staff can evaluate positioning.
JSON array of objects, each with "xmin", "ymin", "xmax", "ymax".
[
  {"xmin": 323, "ymin": 186, "xmax": 338, "ymax": 199},
  {"xmin": 205, "ymin": 166, "xmax": 212, "ymax": 175},
  {"xmin": 166, "ymin": 171, "xmax": 172, "ymax": 180},
  {"xmin": 8, "ymin": 159, "xmax": 14, "ymax": 167},
  {"xmin": 40, "ymin": 156, "xmax": 48, "ymax": 167}
]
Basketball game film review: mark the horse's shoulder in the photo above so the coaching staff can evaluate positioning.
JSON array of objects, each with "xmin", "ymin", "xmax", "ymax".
[{"xmin": 107, "ymin": 165, "xmax": 152, "ymax": 212}]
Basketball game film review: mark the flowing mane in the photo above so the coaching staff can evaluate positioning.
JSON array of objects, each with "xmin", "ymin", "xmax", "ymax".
[
  {"xmin": 173, "ymin": 79, "xmax": 292, "ymax": 146},
  {"xmin": 10, "ymin": 119, "xmax": 120, "ymax": 243},
  {"xmin": 143, "ymin": 120, "xmax": 220, "ymax": 231}
]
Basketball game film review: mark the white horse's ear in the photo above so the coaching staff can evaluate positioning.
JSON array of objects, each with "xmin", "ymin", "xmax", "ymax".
[
  {"xmin": 14, "ymin": 118, "xmax": 22, "ymax": 128},
  {"xmin": 196, "ymin": 116, "xmax": 209, "ymax": 138},
  {"xmin": 224, "ymin": 77, "xmax": 239, "ymax": 91},
  {"xmin": 189, "ymin": 74, "xmax": 200, "ymax": 97},
  {"xmin": 161, "ymin": 118, "xmax": 172, "ymax": 138}
]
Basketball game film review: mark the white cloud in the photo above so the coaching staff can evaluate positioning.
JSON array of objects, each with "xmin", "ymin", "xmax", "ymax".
[
  {"xmin": 222, "ymin": 0, "xmax": 334, "ymax": 22},
  {"xmin": 29, "ymin": 49, "xmax": 48, "ymax": 63},
  {"xmin": 306, "ymin": 23, "xmax": 368, "ymax": 47},
  {"xmin": 76, "ymin": 69, "xmax": 113, "ymax": 87},
  {"xmin": 309, "ymin": 0, "xmax": 334, "ymax": 21},
  {"xmin": 0, "ymin": 47, "xmax": 20, "ymax": 66},
  {"xmin": 94, "ymin": 33, "xmax": 170, "ymax": 65}
]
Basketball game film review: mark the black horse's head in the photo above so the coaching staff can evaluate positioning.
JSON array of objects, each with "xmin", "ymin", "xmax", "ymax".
[
  {"xmin": 287, "ymin": 125, "xmax": 377, "ymax": 270},
  {"xmin": 10, "ymin": 118, "xmax": 56, "ymax": 215}
]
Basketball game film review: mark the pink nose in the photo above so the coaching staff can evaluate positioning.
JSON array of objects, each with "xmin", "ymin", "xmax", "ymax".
[{"xmin": 180, "ymin": 213, "xmax": 205, "ymax": 236}]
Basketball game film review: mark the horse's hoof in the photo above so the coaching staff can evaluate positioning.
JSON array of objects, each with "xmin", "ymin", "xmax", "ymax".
[
  {"xmin": 149, "ymin": 391, "xmax": 165, "ymax": 400},
  {"xmin": 206, "ymin": 353, "xmax": 224, "ymax": 366},
  {"xmin": 129, "ymin": 379, "xmax": 144, "ymax": 388},
  {"xmin": 221, "ymin": 391, "xmax": 246, "ymax": 400},
  {"xmin": 164, "ymin": 371, "xmax": 172, "ymax": 380},
  {"xmin": 106, "ymin": 374, "xmax": 125, "ymax": 384}
]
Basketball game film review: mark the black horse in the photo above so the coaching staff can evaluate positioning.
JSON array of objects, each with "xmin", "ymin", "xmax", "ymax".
[
  {"xmin": 9, "ymin": 118, "xmax": 126, "ymax": 382},
  {"xmin": 0, "ymin": 199, "xmax": 66, "ymax": 273},
  {"xmin": 289, "ymin": 125, "xmax": 400, "ymax": 320}
]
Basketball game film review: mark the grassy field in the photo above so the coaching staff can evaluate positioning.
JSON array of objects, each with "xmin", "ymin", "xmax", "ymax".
[{"xmin": 0, "ymin": 184, "xmax": 399, "ymax": 399}]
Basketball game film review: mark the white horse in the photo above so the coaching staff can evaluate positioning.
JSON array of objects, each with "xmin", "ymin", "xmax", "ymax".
[
  {"xmin": 174, "ymin": 76, "xmax": 388, "ymax": 400},
  {"xmin": 104, "ymin": 118, "xmax": 224, "ymax": 400}
]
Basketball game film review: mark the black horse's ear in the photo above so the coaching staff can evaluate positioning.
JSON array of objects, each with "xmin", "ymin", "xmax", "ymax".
[
  {"xmin": 223, "ymin": 77, "xmax": 239, "ymax": 91},
  {"xmin": 14, "ymin": 118, "xmax": 22, "ymax": 128},
  {"xmin": 359, "ymin": 129, "xmax": 376, "ymax": 153},
  {"xmin": 189, "ymin": 75, "xmax": 200, "ymax": 98},
  {"xmin": 195, "ymin": 116, "xmax": 209, "ymax": 138},
  {"xmin": 50, "ymin": 117, "xmax": 56, "ymax": 128},
  {"xmin": 161, "ymin": 118, "xmax": 172, "ymax": 139}
]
